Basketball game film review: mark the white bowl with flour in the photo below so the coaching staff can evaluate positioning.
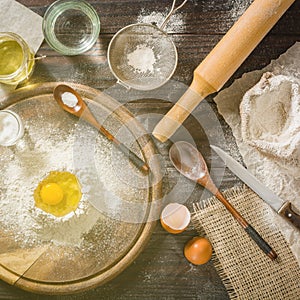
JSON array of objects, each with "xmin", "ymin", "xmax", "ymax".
[{"xmin": 0, "ymin": 110, "xmax": 24, "ymax": 146}]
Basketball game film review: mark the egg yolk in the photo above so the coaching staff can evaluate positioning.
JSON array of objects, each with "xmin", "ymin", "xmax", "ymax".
[
  {"xmin": 34, "ymin": 171, "xmax": 82, "ymax": 217},
  {"xmin": 40, "ymin": 183, "xmax": 64, "ymax": 205}
]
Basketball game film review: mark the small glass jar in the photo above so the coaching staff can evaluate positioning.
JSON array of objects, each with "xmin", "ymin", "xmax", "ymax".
[
  {"xmin": 0, "ymin": 32, "xmax": 35, "ymax": 85},
  {"xmin": 0, "ymin": 110, "xmax": 24, "ymax": 146},
  {"xmin": 43, "ymin": 0, "xmax": 100, "ymax": 56}
]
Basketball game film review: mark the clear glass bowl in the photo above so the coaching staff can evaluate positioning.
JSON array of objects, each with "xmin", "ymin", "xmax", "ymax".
[{"xmin": 42, "ymin": 0, "xmax": 100, "ymax": 55}]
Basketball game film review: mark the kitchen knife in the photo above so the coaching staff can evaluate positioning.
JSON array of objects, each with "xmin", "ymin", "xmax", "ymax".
[{"xmin": 211, "ymin": 145, "xmax": 300, "ymax": 231}]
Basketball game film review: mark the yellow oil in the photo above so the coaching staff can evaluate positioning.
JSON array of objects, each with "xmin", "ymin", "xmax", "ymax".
[{"xmin": 0, "ymin": 37, "xmax": 35, "ymax": 84}]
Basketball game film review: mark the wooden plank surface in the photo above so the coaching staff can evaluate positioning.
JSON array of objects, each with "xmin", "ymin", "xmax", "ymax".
[{"xmin": 1, "ymin": 0, "xmax": 299, "ymax": 299}]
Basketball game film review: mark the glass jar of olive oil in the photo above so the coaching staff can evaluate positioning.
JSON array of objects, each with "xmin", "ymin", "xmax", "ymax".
[{"xmin": 0, "ymin": 32, "xmax": 35, "ymax": 85}]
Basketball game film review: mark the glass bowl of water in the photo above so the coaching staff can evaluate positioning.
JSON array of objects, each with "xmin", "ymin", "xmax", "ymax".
[{"xmin": 42, "ymin": 0, "xmax": 100, "ymax": 55}]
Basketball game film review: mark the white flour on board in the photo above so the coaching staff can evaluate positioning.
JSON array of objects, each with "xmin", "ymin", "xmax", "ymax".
[
  {"xmin": 0, "ymin": 101, "xmax": 108, "ymax": 248},
  {"xmin": 0, "ymin": 133, "xmax": 102, "ymax": 247},
  {"xmin": 0, "ymin": 97, "xmax": 149, "ymax": 251}
]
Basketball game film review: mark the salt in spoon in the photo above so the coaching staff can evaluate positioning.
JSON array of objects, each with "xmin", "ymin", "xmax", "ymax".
[
  {"xmin": 53, "ymin": 84, "xmax": 149, "ymax": 174},
  {"xmin": 169, "ymin": 141, "xmax": 277, "ymax": 260}
]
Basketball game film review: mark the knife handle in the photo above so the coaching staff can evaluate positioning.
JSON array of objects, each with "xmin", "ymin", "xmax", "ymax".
[{"xmin": 279, "ymin": 202, "xmax": 300, "ymax": 230}]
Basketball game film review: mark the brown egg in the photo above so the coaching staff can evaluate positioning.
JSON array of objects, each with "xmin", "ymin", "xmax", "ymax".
[{"xmin": 184, "ymin": 237, "xmax": 213, "ymax": 265}]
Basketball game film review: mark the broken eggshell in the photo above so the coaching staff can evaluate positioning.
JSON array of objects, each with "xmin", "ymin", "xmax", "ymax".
[{"xmin": 160, "ymin": 203, "xmax": 191, "ymax": 234}]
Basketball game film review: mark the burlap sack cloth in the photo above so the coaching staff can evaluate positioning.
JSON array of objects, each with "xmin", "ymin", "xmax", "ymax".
[{"xmin": 192, "ymin": 186, "xmax": 300, "ymax": 300}]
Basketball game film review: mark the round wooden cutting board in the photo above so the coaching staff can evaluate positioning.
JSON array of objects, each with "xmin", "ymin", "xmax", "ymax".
[{"xmin": 0, "ymin": 83, "xmax": 161, "ymax": 294}]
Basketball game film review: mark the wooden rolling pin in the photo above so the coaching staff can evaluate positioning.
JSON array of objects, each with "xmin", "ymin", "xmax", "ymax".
[{"xmin": 153, "ymin": 0, "xmax": 295, "ymax": 142}]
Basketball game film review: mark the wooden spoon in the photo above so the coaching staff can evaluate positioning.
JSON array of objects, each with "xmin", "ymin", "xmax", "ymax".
[
  {"xmin": 53, "ymin": 84, "xmax": 149, "ymax": 174},
  {"xmin": 169, "ymin": 141, "xmax": 277, "ymax": 260}
]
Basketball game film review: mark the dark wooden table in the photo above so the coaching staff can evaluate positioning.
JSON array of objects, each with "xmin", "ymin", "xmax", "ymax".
[{"xmin": 1, "ymin": 0, "xmax": 299, "ymax": 299}]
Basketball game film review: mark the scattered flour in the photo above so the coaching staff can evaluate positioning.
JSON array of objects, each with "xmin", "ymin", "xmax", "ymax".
[
  {"xmin": 137, "ymin": 8, "xmax": 186, "ymax": 33},
  {"xmin": 230, "ymin": 0, "xmax": 253, "ymax": 20},
  {"xmin": 127, "ymin": 44, "xmax": 156, "ymax": 73},
  {"xmin": 137, "ymin": 1, "xmax": 252, "ymax": 34},
  {"xmin": 215, "ymin": 0, "xmax": 253, "ymax": 31}
]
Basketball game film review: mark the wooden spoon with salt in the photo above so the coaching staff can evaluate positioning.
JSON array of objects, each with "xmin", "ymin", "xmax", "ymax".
[{"xmin": 53, "ymin": 84, "xmax": 149, "ymax": 174}]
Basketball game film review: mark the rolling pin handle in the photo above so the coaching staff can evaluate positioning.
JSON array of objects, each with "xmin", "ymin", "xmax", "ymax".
[
  {"xmin": 152, "ymin": 0, "xmax": 296, "ymax": 142},
  {"xmin": 152, "ymin": 76, "xmax": 215, "ymax": 142}
]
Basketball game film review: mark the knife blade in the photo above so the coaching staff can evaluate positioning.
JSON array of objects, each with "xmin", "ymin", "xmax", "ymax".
[{"xmin": 211, "ymin": 145, "xmax": 300, "ymax": 231}]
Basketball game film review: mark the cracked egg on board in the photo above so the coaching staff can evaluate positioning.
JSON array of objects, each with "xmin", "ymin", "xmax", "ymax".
[
  {"xmin": 240, "ymin": 72, "xmax": 300, "ymax": 161},
  {"xmin": 34, "ymin": 171, "xmax": 82, "ymax": 217}
]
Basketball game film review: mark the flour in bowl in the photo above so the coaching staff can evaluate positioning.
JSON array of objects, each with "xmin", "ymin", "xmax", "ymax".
[{"xmin": 127, "ymin": 44, "xmax": 156, "ymax": 74}]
